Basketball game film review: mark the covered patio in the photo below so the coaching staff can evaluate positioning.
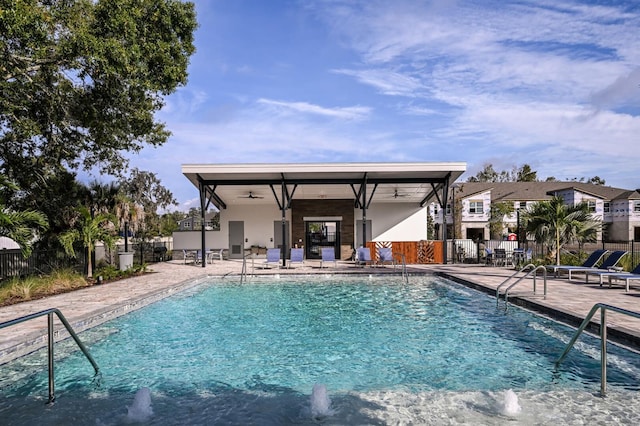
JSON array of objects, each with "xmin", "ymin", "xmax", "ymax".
[{"xmin": 181, "ymin": 162, "xmax": 466, "ymax": 267}]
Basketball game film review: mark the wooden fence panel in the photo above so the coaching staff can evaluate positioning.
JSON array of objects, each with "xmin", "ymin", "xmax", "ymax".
[{"xmin": 366, "ymin": 241, "xmax": 443, "ymax": 264}]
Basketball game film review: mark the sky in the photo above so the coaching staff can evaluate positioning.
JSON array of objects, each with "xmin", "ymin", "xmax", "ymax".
[{"xmin": 125, "ymin": 0, "xmax": 640, "ymax": 211}]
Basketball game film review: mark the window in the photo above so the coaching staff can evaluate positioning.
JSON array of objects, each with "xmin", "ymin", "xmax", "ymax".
[
  {"xmin": 446, "ymin": 203, "xmax": 451, "ymax": 215},
  {"xmin": 586, "ymin": 200, "xmax": 596, "ymax": 212},
  {"xmin": 468, "ymin": 200, "xmax": 483, "ymax": 214},
  {"xmin": 184, "ymin": 221, "xmax": 191, "ymax": 228},
  {"xmin": 635, "ymin": 201, "xmax": 640, "ymax": 213},
  {"xmin": 604, "ymin": 202, "xmax": 610, "ymax": 213},
  {"xmin": 519, "ymin": 201, "xmax": 527, "ymax": 209}
]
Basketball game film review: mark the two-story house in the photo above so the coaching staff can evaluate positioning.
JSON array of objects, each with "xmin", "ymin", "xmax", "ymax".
[{"xmin": 430, "ymin": 182, "xmax": 640, "ymax": 242}]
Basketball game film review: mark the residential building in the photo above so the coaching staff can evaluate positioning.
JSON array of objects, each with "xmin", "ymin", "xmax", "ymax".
[{"xmin": 431, "ymin": 182, "xmax": 640, "ymax": 241}]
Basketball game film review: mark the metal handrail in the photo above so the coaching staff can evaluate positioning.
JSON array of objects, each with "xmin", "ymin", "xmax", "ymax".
[
  {"xmin": 495, "ymin": 264, "xmax": 547, "ymax": 309},
  {"xmin": 495, "ymin": 263, "xmax": 536, "ymax": 305},
  {"xmin": 241, "ymin": 255, "xmax": 247, "ymax": 283},
  {"xmin": 556, "ymin": 303, "xmax": 640, "ymax": 396},
  {"xmin": 399, "ymin": 253, "xmax": 408, "ymax": 283},
  {"xmin": 504, "ymin": 265, "xmax": 547, "ymax": 307},
  {"xmin": 0, "ymin": 308, "xmax": 100, "ymax": 404}
]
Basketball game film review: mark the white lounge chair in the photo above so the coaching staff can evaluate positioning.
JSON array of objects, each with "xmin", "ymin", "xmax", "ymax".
[
  {"xmin": 601, "ymin": 263, "xmax": 640, "ymax": 292},
  {"xmin": 565, "ymin": 250, "xmax": 627, "ymax": 281},
  {"xmin": 546, "ymin": 249, "xmax": 608, "ymax": 277}
]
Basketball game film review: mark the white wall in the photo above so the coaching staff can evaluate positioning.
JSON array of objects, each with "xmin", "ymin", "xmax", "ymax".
[
  {"xmin": 172, "ymin": 230, "xmax": 226, "ymax": 250},
  {"xmin": 365, "ymin": 203, "xmax": 427, "ymax": 241},
  {"xmin": 220, "ymin": 205, "xmax": 289, "ymax": 248}
]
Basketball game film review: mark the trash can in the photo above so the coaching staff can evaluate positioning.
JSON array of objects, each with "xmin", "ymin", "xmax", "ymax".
[{"xmin": 119, "ymin": 252, "xmax": 134, "ymax": 271}]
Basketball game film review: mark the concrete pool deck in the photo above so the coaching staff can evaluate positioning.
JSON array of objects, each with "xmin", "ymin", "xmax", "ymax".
[{"xmin": 2, "ymin": 259, "xmax": 640, "ymax": 365}]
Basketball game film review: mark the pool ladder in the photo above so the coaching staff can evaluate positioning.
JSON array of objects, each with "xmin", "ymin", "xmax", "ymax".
[
  {"xmin": 398, "ymin": 253, "xmax": 409, "ymax": 283},
  {"xmin": 556, "ymin": 303, "xmax": 640, "ymax": 396},
  {"xmin": 0, "ymin": 308, "xmax": 100, "ymax": 404},
  {"xmin": 495, "ymin": 263, "xmax": 547, "ymax": 309}
]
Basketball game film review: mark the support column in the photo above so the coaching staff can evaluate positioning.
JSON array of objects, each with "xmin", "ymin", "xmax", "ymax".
[
  {"xmin": 442, "ymin": 178, "xmax": 450, "ymax": 265},
  {"xmin": 361, "ymin": 175, "xmax": 368, "ymax": 247},
  {"xmin": 199, "ymin": 179, "xmax": 207, "ymax": 268},
  {"xmin": 281, "ymin": 181, "xmax": 287, "ymax": 267}
]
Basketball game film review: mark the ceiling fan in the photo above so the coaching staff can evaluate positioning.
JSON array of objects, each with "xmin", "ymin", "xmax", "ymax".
[
  {"xmin": 392, "ymin": 189, "xmax": 410, "ymax": 198},
  {"xmin": 238, "ymin": 191, "xmax": 264, "ymax": 199}
]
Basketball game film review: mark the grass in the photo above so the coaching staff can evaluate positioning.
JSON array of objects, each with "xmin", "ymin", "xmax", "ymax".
[{"xmin": 0, "ymin": 264, "xmax": 148, "ymax": 307}]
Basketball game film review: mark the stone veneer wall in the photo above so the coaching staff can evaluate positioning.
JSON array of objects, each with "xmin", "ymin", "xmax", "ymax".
[{"xmin": 290, "ymin": 199, "xmax": 355, "ymax": 260}]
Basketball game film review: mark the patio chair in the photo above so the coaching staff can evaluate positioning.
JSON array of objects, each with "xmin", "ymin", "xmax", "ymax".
[
  {"xmin": 484, "ymin": 248, "xmax": 494, "ymax": 266},
  {"xmin": 320, "ymin": 247, "xmax": 337, "ymax": 268},
  {"xmin": 493, "ymin": 248, "xmax": 507, "ymax": 267},
  {"xmin": 603, "ymin": 263, "xmax": 640, "ymax": 292},
  {"xmin": 377, "ymin": 247, "xmax": 396, "ymax": 268},
  {"xmin": 287, "ymin": 248, "xmax": 304, "ymax": 268},
  {"xmin": 355, "ymin": 247, "xmax": 374, "ymax": 267},
  {"xmin": 263, "ymin": 248, "xmax": 281, "ymax": 269},
  {"xmin": 546, "ymin": 249, "xmax": 608, "ymax": 277},
  {"xmin": 565, "ymin": 250, "xmax": 627, "ymax": 281},
  {"xmin": 584, "ymin": 259, "xmax": 640, "ymax": 286},
  {"xmin": 182, "ymin": 249, "xmax": 196, "ymax": 265}
]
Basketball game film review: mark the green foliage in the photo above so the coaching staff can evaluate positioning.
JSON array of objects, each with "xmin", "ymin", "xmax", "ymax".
[
  {"xmin": 467, "ymin": 163, "xmax": 538, "ymax": 183},
  {"xmin": 59, "ymin": 206, "xmax": 116, "ymax": 277},
  {"xmin": 1, "ymin": 0, "xmax": 197, "ymax": 212},
  {"xmin": 522, "ymin": 196, "xmax": 600, "ymax": 265},
  {"xmin": 489, "ymin": 202, "xmax": 514, "ymax": 239},
  {"xmin": 94, "ymin": 262, "xmax": 147, "ymax": 281},
  {"xmin": 0, "ymin": 176, "xmax": 49, "ymax": 256}
]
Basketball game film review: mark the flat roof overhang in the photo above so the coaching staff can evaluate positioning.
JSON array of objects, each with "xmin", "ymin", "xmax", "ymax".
[{"xmin": 182, "ymin": 162, "xmax": 466, "ymax": 210}]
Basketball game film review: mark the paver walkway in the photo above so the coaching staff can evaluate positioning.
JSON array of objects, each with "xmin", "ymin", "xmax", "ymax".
[{"xmin": 2, "ymin": 260, "xmax": 640, "ymax": 365}]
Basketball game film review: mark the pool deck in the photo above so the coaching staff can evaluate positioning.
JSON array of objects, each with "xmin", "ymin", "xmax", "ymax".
[{"xmin": 2, "ymin": 259, "xmax": 640, "ymax": 365}]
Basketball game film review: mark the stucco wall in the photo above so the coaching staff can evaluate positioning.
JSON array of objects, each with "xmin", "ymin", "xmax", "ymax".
[{"xmin": 366, "ymin": 203, "xmax": 427, "ymax": 241}]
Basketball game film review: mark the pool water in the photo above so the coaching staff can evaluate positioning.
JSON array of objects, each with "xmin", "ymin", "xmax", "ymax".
[{"xmin": 2, "ymin": 275, "xmax": 640, "ymax": 425}]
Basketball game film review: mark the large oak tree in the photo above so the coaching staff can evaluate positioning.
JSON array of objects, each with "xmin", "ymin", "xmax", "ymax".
[{"xmin": 1, "ymin": 0, "xmax": 196, "ymax": 195}]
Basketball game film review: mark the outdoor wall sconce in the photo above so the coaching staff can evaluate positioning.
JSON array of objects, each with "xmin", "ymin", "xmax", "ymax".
[
  {"xmin": 270, "ymin": 237, "xmax": 273, "ymax": 242},
  {"xmin": 245, "ymin": 238, "xmax": 248, "ymax": 243}
]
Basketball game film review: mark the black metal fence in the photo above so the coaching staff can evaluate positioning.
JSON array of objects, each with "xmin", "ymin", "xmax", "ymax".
[
  {"xmin": 0, "ymin": 249, "xmax": 85, "ymax": 281},
  {"xmin": 450, "ymin": 239, "xmax": 640, "ymax": 268},
  {"xmin": 1, "ymin": 240, "xmax": 173, "ymax": 281}
]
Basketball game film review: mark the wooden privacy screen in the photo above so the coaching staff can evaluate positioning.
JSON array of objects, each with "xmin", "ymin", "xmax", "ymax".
[{"xmin": 366, "ymin": 241, "xmax": 443, "ymax": 264}]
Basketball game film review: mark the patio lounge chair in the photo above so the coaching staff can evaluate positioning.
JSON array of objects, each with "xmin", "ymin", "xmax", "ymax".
[
  {"xmin": 564, "ymin": 250, "xmax": 627, "ymax": 281},
  {"xmin": 603, "ymin": 263, "xmax": 640, "ymax": 292},
  {"xmin": 263, "ymin": 248, "xmax": 281, "ymax": 269},
  {"xmin": 320, "ymin": 247, "xmax": 337, "ymax": 268},
  {"xmin": 355, "ymin": 247, "xmax": 374, "ymax": 267},
  {"xmin": 287, "ymin": 248, "xmax": 304, "ymax": 268},
  {"xmin": 546, "ymin": 249, "xmax": 608, "ymax": 277},
  {"xmin": 377, "ymin": 247, "xmax": 396, "ymax": 268}
]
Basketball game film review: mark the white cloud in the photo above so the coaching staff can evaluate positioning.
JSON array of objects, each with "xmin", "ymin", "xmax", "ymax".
[{"xmin": 256, "ymin": 98, "xmax": 371, "ymax": 120}]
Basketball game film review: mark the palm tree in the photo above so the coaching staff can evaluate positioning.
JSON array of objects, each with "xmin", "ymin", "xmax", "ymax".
[
  {"xmin": 522, "ymin": 196, "xmax": 600, "ymax": 264},
  {"xmin": 59, "ymin": 206, "xmax": 116, "ymax": 278},
  {"xmin": 0, "ymin": 207, "xmax": 49, "ymax": 257},
  {"xmin": 0, "ymin": 176, "xmax": 49, "ymax": 256},
  {"xmin": 114, "ymin": 193, "xmax": 145, "ymax": 251}
]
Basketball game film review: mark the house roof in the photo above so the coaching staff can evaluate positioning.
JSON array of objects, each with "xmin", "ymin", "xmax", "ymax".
[
  {"xmin": 454, "ymin": 181, "xmax": 632, "ymax": 202},
  {"xmin": 182, "ymin": 162, "xmax": 467, "ymax": 209}
]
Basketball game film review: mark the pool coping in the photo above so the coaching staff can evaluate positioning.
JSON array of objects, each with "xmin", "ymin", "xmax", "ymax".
[
  {"xmin": 0, "ymin": 276, "xmax": 213, "ymax": 365},
  {"xmin": 439, "ymin": 272, "xmax": 640, "ymax": 352}
]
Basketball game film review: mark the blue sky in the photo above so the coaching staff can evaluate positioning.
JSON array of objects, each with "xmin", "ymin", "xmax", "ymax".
[{"xmin": 127, "ymin": 0, "xmax": 640, "ymax": 211}]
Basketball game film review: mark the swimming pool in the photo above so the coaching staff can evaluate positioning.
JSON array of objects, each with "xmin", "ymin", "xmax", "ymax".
[{"xmin": 2, "ymin": 275, "xmax": 640, "ymax": 425}]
